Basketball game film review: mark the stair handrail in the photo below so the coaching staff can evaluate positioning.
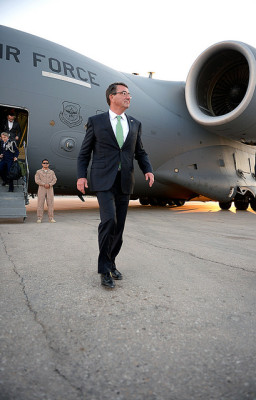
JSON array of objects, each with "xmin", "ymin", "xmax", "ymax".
[{"xmin": 22, "ymin": 140, "xmax": 29, "ymax": 203}]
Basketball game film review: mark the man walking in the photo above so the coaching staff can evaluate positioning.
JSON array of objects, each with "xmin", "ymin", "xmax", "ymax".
[{"xmin": 77, "ymin": 82, "xmax": 154, "ymax": 289}]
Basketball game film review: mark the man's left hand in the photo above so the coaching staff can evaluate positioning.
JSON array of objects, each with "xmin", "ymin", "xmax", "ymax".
[{"xmin": 145, "ymin": 172, "xmax": 154, "ymax": 187}]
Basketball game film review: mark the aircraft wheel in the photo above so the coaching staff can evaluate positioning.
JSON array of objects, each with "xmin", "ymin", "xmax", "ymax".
[
  {"xmin": 174, "ymin": 199, "xmax": 185, "ymax": 207},
  {"xmin": 167, "ymin": 200, "xmax": 175, "ymax": 206},
  {"xmin": 149, "ymin": 198, "xmax": 158, "ymax": 206},
  {"xmin": 250, "ymin": 197, "xmax": 256, "ymax": 211},
  {"xmin": 234, "ymin": 197, "xmax": 249, "ymax": 210},
  {"xmin": 157, "ymin": 199, "xmax": 167, "ymax": 207},
  {"xmin": 139, "ymin": 197, "xmax": 149, "ymax": 206},
  {"xmin": 219, "ymin": 201, "xmax": 232, "ymax": 210}
]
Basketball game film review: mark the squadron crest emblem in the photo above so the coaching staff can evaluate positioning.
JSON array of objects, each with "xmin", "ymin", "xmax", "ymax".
[{"xmin": 59, "ymin": 101, "xmax": 83, "ymax": 128}]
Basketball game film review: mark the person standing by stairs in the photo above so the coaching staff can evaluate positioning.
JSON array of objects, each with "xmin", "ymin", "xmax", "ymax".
[
  {"xmin": 35, "ymin": 159, "xmax": 57, "ymax": 223},
  {"xmin": 0, "ymin": 132, "xmax": 19, "ymax": 192}
]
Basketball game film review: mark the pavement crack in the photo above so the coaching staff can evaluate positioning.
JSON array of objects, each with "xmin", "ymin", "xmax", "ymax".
[
  {"xmin": 1, "ymin": 233, "xmax": 39, "ymax": 322},
  {"xmin": 129, "ymin": 235, "xmax": 256, "ymax": 274},
  {"xmin": 1, "ymin": 233, "xmax": 85, "ymax": 398},
  {"xmin": 54, "ymin": 368, "xmax": 85, "ymax": 397}
]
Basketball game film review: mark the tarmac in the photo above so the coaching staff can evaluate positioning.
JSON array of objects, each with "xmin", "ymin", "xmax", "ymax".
[{"xmin": 0, "ymin": 197, "xmax": 256, "ymax": 400}]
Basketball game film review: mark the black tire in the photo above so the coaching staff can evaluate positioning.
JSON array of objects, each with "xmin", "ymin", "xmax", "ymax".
[
  {"xmin": 234, "ymin": 198, "xmax": 249, "ymax": 210},
  {"xmin": 157, "ymin": 199, "xmax": 167, "ymax": 207},
  {"xmin": 250, "ymin": 198, "xmax": 256, "ymax": 211},
  {"xmin": 219, "ymin": 201, "xmax": 232, "ymax": 210},
  {"xmin": 139, "ymin": 197, "xmax": 149, "ymax": 206},
  {"xmin": 174, "ymin": 200, "xmax": 185, "ymax": 207},
  {"xmin": 149, "ymin": 198, "xmax": 158, "ymax": 206}
]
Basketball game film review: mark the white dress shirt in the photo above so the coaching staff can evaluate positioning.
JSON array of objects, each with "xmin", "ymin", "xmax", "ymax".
[
  {"xmin": 109, "ymin": 110, "xmax": 129, "ymax": 142},
  {"xmin": 8, "ymin": 120, "xmax": 14, "ymax": 130}
]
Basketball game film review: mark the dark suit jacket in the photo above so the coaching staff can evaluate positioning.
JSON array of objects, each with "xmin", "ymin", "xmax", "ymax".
[
  {"xmin": 0, "ymin": 140, "xmax": 19, "ymax": 162},
  {"xmin": 77, "ymin": 112, "xmax": 153, "ymax": 194},
  {"xmin": 2, "ymin": 119, "xmax": 21, "ymax": 141}
]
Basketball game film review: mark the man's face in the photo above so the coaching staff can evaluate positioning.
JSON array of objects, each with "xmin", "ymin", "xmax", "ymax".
[
  {"xmin": 1, "ymin": 135, "xmax": 8, "ymax": 142},
  {"xmin": 7, "ymin": 115, "xmax": 15, "ymax": 122},
  {"xmin": 42, "ymin": 161, "xmax": 49, "ymax": 169},
  {"xmin": 110, "ymin": 85, "xmax": 131, "ymax": 111}
]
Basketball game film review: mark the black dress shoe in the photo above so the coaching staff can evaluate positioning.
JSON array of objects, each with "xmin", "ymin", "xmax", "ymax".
[
  {"xmin": 111, "ymin": 269, "xmax": 123, "ymax": 280},
  {"xmin": 8, "ymin": 188, "xmax": 14, "ymax": 192},
  {"xmin": 101, "ymin": 272, "xmax": 115, "ymax": 288}
]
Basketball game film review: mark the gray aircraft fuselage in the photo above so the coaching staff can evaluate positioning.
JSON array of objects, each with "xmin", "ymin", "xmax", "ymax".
[{"xmin": 1, "ymin": 26, "xmax": 256, "ymax": 208}]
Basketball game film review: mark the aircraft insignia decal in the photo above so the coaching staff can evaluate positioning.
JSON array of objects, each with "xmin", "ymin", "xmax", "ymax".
[{"xmin": 59, "ymin": 101, "xmax": 83, "ymax": 128}]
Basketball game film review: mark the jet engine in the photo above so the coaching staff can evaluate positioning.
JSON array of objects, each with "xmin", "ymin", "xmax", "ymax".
[{"xmin": 185, "ymin": 41, "xmax": 256, "ymax": 144}]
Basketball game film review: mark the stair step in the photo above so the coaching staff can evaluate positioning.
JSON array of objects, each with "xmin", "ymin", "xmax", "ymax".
[
  {"xmin": 0, "ymin": 209, "xmax": 26, "ymax": 218},
  {"xmin": 0, "ymin": 192, "xmax": 25, "ymax": 199},
  {"xmin": 0, "ymin": 181, "xmax": 27, "ymax": 219}
]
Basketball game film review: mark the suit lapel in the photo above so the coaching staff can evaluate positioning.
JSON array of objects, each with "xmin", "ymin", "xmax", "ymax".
[
  {"xmin": 102, "ymin": 112, "xmax": 118, "ymax": 145},
  {"xmin": 124, "ymin": 115, "xmax": 135, "ymax": 146}
]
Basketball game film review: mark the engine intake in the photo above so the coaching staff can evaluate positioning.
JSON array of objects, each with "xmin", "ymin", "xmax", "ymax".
[{"xmin": 185, "ymin": 41, "xmax": 256, "ymax": 143}]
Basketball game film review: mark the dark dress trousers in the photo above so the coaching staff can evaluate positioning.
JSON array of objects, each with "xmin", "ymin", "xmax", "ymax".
[
  {"xmin": 77, "ymin": 112, "xmax": 153, "ymax": 274},
  {"xmin": 0, "ymin": 140, "xmax": 19, "ymax": 190}
]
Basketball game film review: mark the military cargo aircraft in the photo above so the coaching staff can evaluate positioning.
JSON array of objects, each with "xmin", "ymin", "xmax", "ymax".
[{"xmin": 1, "ymin": 25, "xmax": 256, "ymax": 211}]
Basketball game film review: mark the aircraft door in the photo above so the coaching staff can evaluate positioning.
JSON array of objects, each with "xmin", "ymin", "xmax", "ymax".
[
  {"xmin": 0, "ymin": 105, "xmax": 29, "ymax": 202},
  {"xmin": 0, "ymin": 105, "xmax": 28, "ymax": 147}
]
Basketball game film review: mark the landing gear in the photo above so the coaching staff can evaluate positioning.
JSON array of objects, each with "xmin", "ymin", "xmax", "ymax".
[
  {"xmin": 234, "ymin": 195, "xmax": 249, "ymax": 211},
  {"xmin": 250, "ymin": 197, "xmax": 256, "ymax": 211},
  {"xmin": 219, "ymin": 195, "xmax": 250, "ymax": 211},
  {"xmin": 149, "ymin": 198, "xmax": 158, "ymax": 206},
  {"xmin": 219, "ymin": 201, "xmax": 232, "ymax": 210},
  {"xmin": 139, "ymin": 197, "xmax": 149, "ymax": 206},
  {"xmin": 219, "ymin": 192, "xmax": 256, "ymax": 211},
  {"xmin": 139, "ymin": 197, "xmax": 185, "ymax": 207},
  {"xmin": 157, "ymin": 199, "xmax": 167, "ymax": 207},
  {"xmin": 174, "ymin": 199, "xmax": 185, "ymax": 207}
]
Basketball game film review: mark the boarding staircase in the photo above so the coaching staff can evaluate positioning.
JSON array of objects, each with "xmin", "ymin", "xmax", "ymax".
[{"xmin": 0, "ymin": 142, "xmax": 29, "ymax": 221}]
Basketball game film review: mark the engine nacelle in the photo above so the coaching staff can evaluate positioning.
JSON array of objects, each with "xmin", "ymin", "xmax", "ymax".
[{"xmin": 185, "ymin": 41, "xmax": 256, "ymax": 144}]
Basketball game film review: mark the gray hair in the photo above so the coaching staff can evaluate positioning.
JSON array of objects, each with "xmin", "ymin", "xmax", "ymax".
[{"xmin": 1, "ymin": 132, "xmax": 10, "ymax": 138}]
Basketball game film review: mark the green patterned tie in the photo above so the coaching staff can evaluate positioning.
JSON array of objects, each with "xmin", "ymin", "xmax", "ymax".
[{"xmin": 116, "ymin": 115, "xmax": 124, "ymax": 148}]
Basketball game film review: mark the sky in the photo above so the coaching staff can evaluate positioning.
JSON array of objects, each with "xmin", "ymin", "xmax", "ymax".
[{"xmin": 1, "ymin": 0, "xmax": 256, "ymax": 81}]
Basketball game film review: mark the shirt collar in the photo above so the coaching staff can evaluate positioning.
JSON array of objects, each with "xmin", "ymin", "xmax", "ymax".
[{"xmin": 109, "ymin": 109, "xmax": 125, "ymax": 121}]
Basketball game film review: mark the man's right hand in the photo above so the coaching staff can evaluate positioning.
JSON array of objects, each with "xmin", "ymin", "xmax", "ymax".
[{"xmin": 77, "ymin": 178, "xmax": 88, "ymax": 194}]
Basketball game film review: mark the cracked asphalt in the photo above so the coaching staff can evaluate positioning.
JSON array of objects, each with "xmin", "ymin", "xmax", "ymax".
[{"xmin": 0, "ymin": 198, "xmax": 256, "ymax": 400}]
